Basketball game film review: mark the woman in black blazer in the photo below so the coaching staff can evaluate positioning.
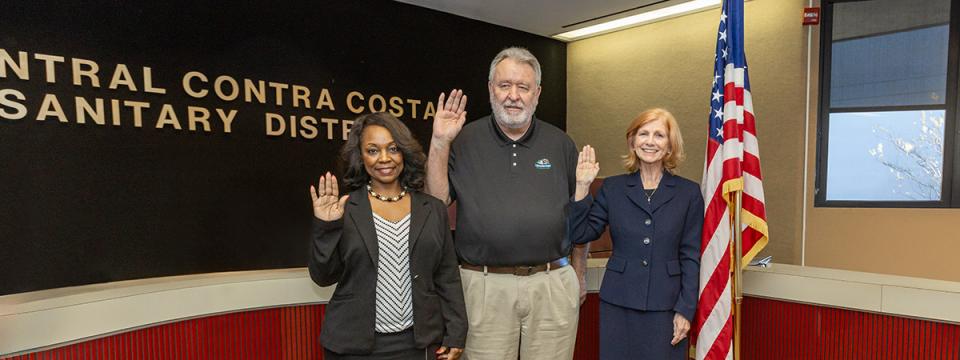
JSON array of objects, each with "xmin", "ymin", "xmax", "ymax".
[
  {"xmin": 571, "ymin": 108, "xmax": 702, "ymax": 360},
  {"xmin": 308, "ymin": 112, "xmax": 466, "ymax": 360}
]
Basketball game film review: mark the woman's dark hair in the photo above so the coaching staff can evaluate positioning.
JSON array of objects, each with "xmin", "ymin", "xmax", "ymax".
[{"xmin": 340, "ymin": 112, "xmax": 426, "ymax": 192}]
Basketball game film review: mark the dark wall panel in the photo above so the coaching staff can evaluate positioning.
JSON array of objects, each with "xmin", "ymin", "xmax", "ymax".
[{"xmin": 0, "ymin": 0, "xmax": 567, "ymax": 294}]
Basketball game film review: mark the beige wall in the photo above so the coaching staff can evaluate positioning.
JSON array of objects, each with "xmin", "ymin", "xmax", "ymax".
[
  {"xmin": 568, "ymin": 0, "xmax": 807, "ymax": 266},
  {"xmin": 566, "ymin": 0, "xmax": 960, "ymax": 282}
]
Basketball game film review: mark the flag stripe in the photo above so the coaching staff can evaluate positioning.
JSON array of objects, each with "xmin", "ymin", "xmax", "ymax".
[
  {"xmin": 741, "ymin": 193, "xmax": 765, "ymax": 218},
  {"xmin": 695, "ymin": 1, "xmax": 769, "ymax": 359}
]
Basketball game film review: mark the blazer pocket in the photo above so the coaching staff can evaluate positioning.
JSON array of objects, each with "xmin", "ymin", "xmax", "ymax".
[
  {"xmin": 422, "ymin": 292, "xmax": 441, "ymax": 310},
  {"xmin": 419, "ymin": 293, "xmax": 443, "ymax": 325},
  {"xmin": 330, "ymin": 291, "xmax": 355, "ymax": 301},
  {"xmin": 666, "ymin": 260, "xmax": 681, "ymax": 276},
  {"xmin": 606, "ymin": 256, "xmax": 627, "ymax": 273}
]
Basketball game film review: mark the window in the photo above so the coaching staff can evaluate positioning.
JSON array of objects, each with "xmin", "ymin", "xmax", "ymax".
[{"xmin": 816, "ymin": 0, "xmax": 960, "ymax": 207}]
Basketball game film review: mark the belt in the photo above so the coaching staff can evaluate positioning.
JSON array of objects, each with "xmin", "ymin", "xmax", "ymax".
[{"xmin": 461, "ymin": 257, "xmax": 569, "ymax": 276}]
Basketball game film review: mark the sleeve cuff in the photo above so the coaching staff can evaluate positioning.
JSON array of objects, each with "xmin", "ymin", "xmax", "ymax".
[
  {"xmin": 312, "ymin": 217, "xmax": 344, "ymax": 231},
  {"xmin": 674, "ymin": 305, "xmax": 695, "ymax": 322},
  {"xmin": 442, "ymin": 338, "xmax": 466, "ymax": 349},
  {"xmin": 573, "ymin": 193, "xmax": 593, "ymax": 205}
]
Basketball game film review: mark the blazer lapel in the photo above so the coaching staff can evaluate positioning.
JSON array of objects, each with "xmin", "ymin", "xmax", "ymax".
[
  {"xmin": 625, "ymin": 172, "xmax": 653, "ymax": 216},
  {"xmin": 347, "ymin": 188, "xmax": 379, "ymax": 265},
  {"xmin": 407, "ymin": 192, "xmax": 432, "ymax": 251},
  {"xmin": 649, "ymin": 171, "xmax": 678, "ymax": 213}
]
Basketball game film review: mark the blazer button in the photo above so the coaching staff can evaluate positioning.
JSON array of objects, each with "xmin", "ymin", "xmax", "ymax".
[
  {"xmin": 642, "ymin": 260, "xmax": 649, "ymax": 266},
  {"xmin": 643, "ymin": 237, "xmax": 651, "ymax": 245},
  {"xmin": 644, "ymin": 219, "xmax": 652, "ymax": 226},
  {"xmin": 413, "ymin": 274, "xmax": 420, "ymax": 279}
]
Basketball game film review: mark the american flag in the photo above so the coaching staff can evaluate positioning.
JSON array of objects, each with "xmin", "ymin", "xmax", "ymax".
[{"xmin": 693, "ymin": 0, "xmax": 769, "ymax": 359}]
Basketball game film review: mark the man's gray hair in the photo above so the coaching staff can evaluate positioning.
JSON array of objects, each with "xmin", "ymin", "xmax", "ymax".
[{"xmin": 488, "ymin": 47, "xmax": 542, "ymax": 85}]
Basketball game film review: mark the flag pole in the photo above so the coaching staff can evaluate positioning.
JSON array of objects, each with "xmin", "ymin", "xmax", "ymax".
[{"xmin": 732, "ymin": 189, "xmax": 744, "ymax": 360}]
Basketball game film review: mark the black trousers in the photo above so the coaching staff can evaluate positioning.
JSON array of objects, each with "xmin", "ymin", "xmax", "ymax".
[{"xmin": 323, "ymin": 328, "xmax": 435, "ymax": 360}]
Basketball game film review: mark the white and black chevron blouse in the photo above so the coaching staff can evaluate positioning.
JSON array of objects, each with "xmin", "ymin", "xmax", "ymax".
[{"xmin": 371, "ymin": 212, "xmax": 414, "ymax": 333}]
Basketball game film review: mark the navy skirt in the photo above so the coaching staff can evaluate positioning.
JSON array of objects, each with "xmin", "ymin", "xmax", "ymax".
[{"xmin": 599, "ymin": 299, "xmax": 689, "ymax": 360}]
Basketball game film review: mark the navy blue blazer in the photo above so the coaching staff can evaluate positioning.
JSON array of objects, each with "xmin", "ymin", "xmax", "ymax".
[{"xmin": 570, "ymin": 171, "xmax": 703, "ymax": 321}]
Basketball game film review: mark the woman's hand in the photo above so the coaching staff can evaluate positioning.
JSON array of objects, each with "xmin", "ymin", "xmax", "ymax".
[
  {"xmin": 310, "ymin": 172, "xmax": 349, "ymax": 221},
  {"xmin": 436, "ymin": 346, "xmax": 463, "ymax": 360},
  {"xmin": 574, "ymin": 145, "xmax": 600, "ymax": 201},
  {"xmin": 671, "ymin": 312, "xmax": 691, "ymax": 346}
]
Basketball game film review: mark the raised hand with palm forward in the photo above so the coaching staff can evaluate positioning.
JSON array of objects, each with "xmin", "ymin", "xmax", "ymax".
[
  {"xmin": 310, "ymin": 172, "xmax": 350, "ymax": 221},
  {"xmin": 431, "ymin": 89, "xmax": 468, "ymax": 146},
  {"xmin": 574, "ymin": 145, "xmax": 600, "ymax": 201}
]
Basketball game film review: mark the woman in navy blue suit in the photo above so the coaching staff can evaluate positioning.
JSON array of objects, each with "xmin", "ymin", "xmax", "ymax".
[{"xmin": 571, "ymin": 108, "xmax": 702, "ymax": 360}]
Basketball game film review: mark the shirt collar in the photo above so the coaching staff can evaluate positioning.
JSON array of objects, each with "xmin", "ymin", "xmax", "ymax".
[{"xmin": 489, "ymin": 115, "xmax": 538, "ymax": 148}]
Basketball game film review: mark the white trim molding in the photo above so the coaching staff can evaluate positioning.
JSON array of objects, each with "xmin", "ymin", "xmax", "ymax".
[{"xmin": 742, "ymin": 263, "xmax": 960, "ymax": 324}]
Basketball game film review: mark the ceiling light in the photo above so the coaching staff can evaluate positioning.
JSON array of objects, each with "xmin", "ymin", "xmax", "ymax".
[{"xmin": 553, "ymin": 0, "xmax": 722, "ymax": 41}]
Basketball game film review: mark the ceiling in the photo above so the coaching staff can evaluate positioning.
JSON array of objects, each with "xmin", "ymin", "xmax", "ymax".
[{"xmin": 395, "ymin": 0, "xmax": 685, "ymax": 40}]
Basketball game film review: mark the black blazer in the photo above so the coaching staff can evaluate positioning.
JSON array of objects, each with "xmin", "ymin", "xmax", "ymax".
[{"xmin": 308, "ymin": 189, "xmax": 467, "ymax": 354}]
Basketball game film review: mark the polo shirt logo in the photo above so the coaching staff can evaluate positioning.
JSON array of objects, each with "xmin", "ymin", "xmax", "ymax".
[{"xmin": 534, "ymin": 158, "xmax": 552, "ymax": 170}]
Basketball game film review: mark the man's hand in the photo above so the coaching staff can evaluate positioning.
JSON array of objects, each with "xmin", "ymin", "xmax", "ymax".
[
  {"xmin": 571, "ymin": 244, "xmax": 589, "ymax": 305},
  {"xmin": 425, "ymin": 89, "xmax": 467, "ymax": 204},
  {"xmin": 432, "ymin": 89, "xmax": 468, "ymax": 146},
  {"xmin": 579, "ymin": 272, "xmax": 587, "ymax": 304}
]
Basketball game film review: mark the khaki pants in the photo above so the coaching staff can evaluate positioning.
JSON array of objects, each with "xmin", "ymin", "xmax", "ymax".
[{"xmin": 459, "ymin": 265, "xmax": 580, "ymax": 360}]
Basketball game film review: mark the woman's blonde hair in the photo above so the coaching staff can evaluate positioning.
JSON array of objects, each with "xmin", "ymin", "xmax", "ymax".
[{"xmin": 622, "ymin": 108, "xmax": 685, "ymax": 173}]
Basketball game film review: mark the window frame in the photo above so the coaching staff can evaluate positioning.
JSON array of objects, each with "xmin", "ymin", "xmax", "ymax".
[{"xmin": 815, "ymin": 0, "xmax": 960, "ymax": 207}]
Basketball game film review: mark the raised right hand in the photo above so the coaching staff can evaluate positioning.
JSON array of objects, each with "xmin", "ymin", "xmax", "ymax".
[
  {"xmin": 310, "ymin": 172, "xmax": 349, "ymax": 221},
  {"xmin": 576, "ymin": 145, "xmax": 600, "ymax": 186},
  {"xmin": 431, "ymin": 89, "xmax": 468, "ymax": 145}
]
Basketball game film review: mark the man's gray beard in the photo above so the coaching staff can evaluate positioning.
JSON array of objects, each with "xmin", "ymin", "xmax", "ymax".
[{"xmin": 490, "ymin": 99, "xmax": 536, "ymax": 129}]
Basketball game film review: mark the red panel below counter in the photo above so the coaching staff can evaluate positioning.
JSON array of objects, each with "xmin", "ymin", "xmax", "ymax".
[
  {"xmin": 3, "ymin": 305, "xmax": 325, "ymax": 360},
  {"xmin": 740, "ymin": 296, "xmax": 960, "ymax": 359},
  {"xmin": 5, "ymin": 295, "xmax": 959, "ymax": 359}
]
